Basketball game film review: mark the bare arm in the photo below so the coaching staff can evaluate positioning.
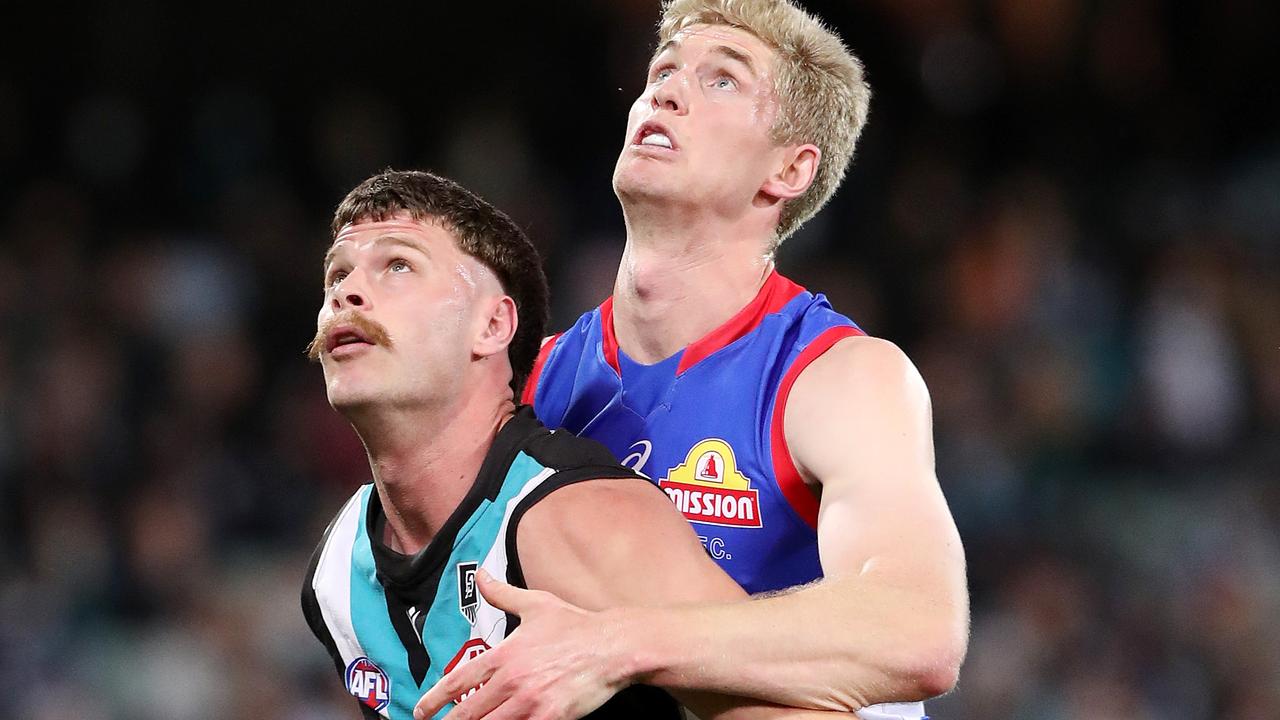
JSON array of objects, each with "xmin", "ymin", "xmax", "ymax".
[
  {"xmin": 623, "ymin": 337, "xmax": 969, "ymax": 709},
  {"xmin": 419, "ymin": 477, "xmax": 852, "ymax": 720},
  {"xmin": 417, "ymin": 337, "xmax": 968, "ymax": 717}
]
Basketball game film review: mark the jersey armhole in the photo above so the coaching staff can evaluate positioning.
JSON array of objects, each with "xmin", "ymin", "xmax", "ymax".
[
  {"xmin": 500, "ymin": 465, "xmax": 645, "ymax": 630},
  {"xmin": 769, "ymin": 325, "xmax": 865, "ymax": 530},
  {"xmin": 520, "ymin": 333, "xmax": 562, "ymax": 406}
]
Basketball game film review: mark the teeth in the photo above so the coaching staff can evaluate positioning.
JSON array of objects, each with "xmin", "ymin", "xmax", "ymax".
[{"xmin": 641, "ymin": 132, "xmax": 672, "ymax": 148}]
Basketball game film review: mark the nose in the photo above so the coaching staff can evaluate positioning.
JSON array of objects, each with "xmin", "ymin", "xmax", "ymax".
[
  {"xmin": 330, "ymin": 269, "xmax": 370, "ymax": 311},
  {"xmin": 651, "ymin": 70, "xmax": 687, "ymax": 114}
]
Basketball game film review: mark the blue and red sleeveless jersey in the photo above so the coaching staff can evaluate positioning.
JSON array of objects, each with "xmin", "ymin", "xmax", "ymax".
[{"xmin": 522, "ymin": 271, "xmax": 864, "ymax": 594}]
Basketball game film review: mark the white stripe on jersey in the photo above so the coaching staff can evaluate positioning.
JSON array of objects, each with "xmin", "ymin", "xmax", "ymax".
[
  {"xmin": 473, "ymin": 466, "xmax": 557, "ymax": 646},
  {"xmin": 312, "ymin": 489, "xmax": 368, "ymax": 668}
]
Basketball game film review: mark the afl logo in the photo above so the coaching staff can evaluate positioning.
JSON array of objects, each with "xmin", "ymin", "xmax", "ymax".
[{"xmin": 345, "ymin": 656, "xmax": 390, "ymax": 712}]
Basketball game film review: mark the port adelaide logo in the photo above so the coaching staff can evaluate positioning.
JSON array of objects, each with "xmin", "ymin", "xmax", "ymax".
[
  {"xmin": 659, "ymin": 439, "xmax": 762, "ymax": 527},
  {"xmin": 457, "ymin": 562, "xmax": 479, "ymax": 624},
  {"xmin": 345, "ymin": 656, "xmax": 391, "ymax": 712}
]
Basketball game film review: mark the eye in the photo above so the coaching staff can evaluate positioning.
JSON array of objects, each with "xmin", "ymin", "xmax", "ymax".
[
  {"xmin": 326, "ymin": 269, "xmax": 348, "ymax": 288},
  {"xmin": 652, "ymin": 67, "xmax": 674, "ymax": 83},
  {"xmin": 388, "ymin": 258, "xmax": 412, "ymax": 273},
  {"xmin": 712, "ymin": 75, "xmax": 737, "ymax": 90}
]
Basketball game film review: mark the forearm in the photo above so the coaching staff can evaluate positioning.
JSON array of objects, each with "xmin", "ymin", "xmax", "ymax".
[
  {"xmin": 616, "ymin": 573, "xmax": 968, "ymax": 712},
  {"xmin": 673, "ymin": 690, "xmax": 856, "ymax": 720}
]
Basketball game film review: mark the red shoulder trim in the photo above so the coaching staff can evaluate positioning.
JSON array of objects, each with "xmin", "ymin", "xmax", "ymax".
[
  {"xmin": 598, "ymin": 297, "xmax": 621, "ymax": 376},
  {"xmin": 769, "ymin": 325, "xmax": 865, "ymax": 530},
  {"xmin": 520, "ymin": 333, "xmax": 562, "ymax": 405},
  {"xmin": 676, "ymin": 271, "xmax": 805, "ymax": 374}
]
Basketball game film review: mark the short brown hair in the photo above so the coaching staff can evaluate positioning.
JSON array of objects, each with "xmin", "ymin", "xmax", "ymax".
[
  {"xmin": 658, "ymin": 0, "xmax": 871, "ymax": 243},
  {"xmin": 332, "ymin": 170, "xmax": 549, "ymax": 395}
]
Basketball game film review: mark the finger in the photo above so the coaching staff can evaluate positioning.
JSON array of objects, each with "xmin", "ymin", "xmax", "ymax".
[
  {"xmin": 475, "ymin": 569, "xmax": 535, "ymax": 614},
  {"xmin": 437, "ymin": 673, "xmax": 509, "ymax": 720},
  {"xmin": 415, "ymin": 654, "xmax": 499, "ymax": 720}
]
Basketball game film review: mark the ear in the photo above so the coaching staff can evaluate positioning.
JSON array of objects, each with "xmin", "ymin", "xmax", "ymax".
[
  {"xmin": 760, "ymin": 143, "xmax": 821, "ymax": 201},
  {"xmin": 473, "ymin": 295, "xmax": 518, "ymax": 359}
]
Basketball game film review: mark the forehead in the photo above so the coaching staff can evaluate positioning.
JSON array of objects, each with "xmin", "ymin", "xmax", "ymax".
[
  {"xmin": 327, "ymin": 214, "xmax": 460, "ymax": 261},
  {"xmin": 659, "ymin": 23, "xmax": 776, "ymax": 66}
]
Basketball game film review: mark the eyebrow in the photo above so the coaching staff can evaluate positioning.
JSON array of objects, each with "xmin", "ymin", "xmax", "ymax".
[
  {"xmin": 649, "ymin": 39, "xmax": 758, "ymax": 79},
  {"xmin": 651, "ymin": 38, "xmax": 679, "ymax": 64},
  {"xmin": 322, "ymin": 235, "xmax": 430, "ymax": 273},
  {"xmin": 712, "ymin": 45, "xmax": 757, "ymax": 77}
]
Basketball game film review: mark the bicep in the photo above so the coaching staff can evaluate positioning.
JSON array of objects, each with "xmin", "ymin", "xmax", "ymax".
[
  {"xmin": 785, "ymin": 337, "xmax": 964, "ymax": 584},
  {"xmin": 515, "ymin": 478, "xmax": 747, "ymax": 610}
]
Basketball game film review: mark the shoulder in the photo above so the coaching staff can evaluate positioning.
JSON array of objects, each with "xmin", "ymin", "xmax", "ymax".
[
  {"xmin": 764, "ymin": 280, "xmax": 864, "ymax": 386},
  {"xmin": 522, "ymin": 308, "xmax": 606, "ymax": 406},
  {"xmin": 303, "ymin": 487, "xmax": 369, "ymax": 592},
  {"xmin": 513, "ymin": 476, "xmax": 739, "ymax": 609},
  {"xmin": 783, "ymin": 336, "xmax": 933, "ymax": 484},
  {"xmin": 514, "ymin": 477, "xmax": 691, "ymax": 605},
  {"xmin": 521, "ymin": 424, "xmax": 626, "ymax": 472},
  {"xmin": 541, "ymin": 306, "xmax": 604, "ymax": 358},
  {"xmin": 311, "ymin": 488, "xmax": 370, "ymax": 561},
  {"xmin": 792, "ymin": 335, "xmax": 928, "ymax": 408},
  {"xmin": 777, "ymin": 276, "xmax": 864, "ymax": 337},
  {"xmin": 520, "ymin": 476, "xmax": 674, "ymax": 538},
  {"xmin": 301, "ymin": 487, "xmax": 370, "ymax": 656},
  {"xmin": 521, "ymin": 333, "xmax": 562, "ymax": 405}
]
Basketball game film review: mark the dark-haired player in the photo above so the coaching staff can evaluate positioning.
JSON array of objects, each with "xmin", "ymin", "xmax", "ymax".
[{"xmin": 301, "ymin": 170, "xmax": 856, "ymax": 720}]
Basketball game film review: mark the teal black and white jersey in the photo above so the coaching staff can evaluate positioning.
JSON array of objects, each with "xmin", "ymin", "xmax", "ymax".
[{"xmin": 302, "ymin": 407, "xmax": 682, "ymax": 720}]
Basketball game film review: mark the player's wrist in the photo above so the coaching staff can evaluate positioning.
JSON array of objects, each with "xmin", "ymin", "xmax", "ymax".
[{"xmin": 602, "ymin": 605, "xmax": 668, "ymax": 687}]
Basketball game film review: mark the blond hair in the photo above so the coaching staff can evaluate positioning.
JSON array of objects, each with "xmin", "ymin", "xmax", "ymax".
[{"xmin": 658, "ymin": 0, "xmax": 870, "ymax": 244}]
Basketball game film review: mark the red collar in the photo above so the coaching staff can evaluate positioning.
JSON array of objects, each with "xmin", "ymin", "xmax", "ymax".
[{"xmin": 600, "ymin": 270, "xmax": 805, "ymax": 375}]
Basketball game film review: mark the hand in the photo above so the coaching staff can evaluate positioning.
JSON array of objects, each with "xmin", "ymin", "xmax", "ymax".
[{"xmin": 414, "ymin": 569, "xmax": 633, "ymax": 720}]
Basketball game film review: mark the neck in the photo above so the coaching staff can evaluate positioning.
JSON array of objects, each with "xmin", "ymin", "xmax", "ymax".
[
  {"xmin": 347, "ymin": 389, "xmax": 515, "ymax": 556},
  {"xmin": 613, "ymin": 202, "xmax": 776, "ymax": 363}
]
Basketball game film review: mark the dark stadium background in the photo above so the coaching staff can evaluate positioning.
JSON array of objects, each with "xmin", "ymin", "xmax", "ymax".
[{"xmin": 2, "ymin": 1, "xmax": 1277, "ymax": 718}]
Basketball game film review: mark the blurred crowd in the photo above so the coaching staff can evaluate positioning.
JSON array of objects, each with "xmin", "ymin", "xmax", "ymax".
[{"xmin": 1, "ymin": 1, "xmax": 1277, "ymax": 718}]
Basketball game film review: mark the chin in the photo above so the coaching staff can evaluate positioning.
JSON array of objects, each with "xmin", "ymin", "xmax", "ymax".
[
  {"xmin": 327, "ymin": 394, "xmax": 369, "ymax": 416},
  {"xmin": 325, "ymin": 378, "xmax": 382, "ymax": 414},
  {"xmin": 614, "ymin": 166, "xmax": 679, "ymax": 206}
]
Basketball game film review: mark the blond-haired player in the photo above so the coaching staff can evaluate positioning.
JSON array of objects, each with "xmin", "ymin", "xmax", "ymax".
[{"xmin": 417, "ymin": 2, "xmax": 968, "ymax": 719}]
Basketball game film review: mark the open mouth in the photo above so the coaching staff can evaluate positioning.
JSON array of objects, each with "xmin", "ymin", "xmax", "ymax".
[
  {"xmin": 326, "ymin": 326, "xmax": 374, "ymax": 353},
  {"xmin": 634, "ymin": 121, "xmax": 676, "ymax": 150}
]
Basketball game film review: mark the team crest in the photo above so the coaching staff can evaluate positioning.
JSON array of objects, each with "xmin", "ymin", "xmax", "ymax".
[
  {"xmin": 457, "ymin": 562, "xmax": 479, "ymax": 624},
  {"xmin": 443, "ymin": 638, "xmax": 492, "ymax": 703},
  {"xmin": 345, "ymin": 656, "xmax": 391, "ymax": 712},
  {"xmin": 659, "ymin": 439, "xmax": 762, "ymax": 528}
]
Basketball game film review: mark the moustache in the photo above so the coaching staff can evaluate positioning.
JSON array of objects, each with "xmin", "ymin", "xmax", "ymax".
[{"xmin": 306, "ymin": 310, "xmax": 393, "ymax": 360}]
